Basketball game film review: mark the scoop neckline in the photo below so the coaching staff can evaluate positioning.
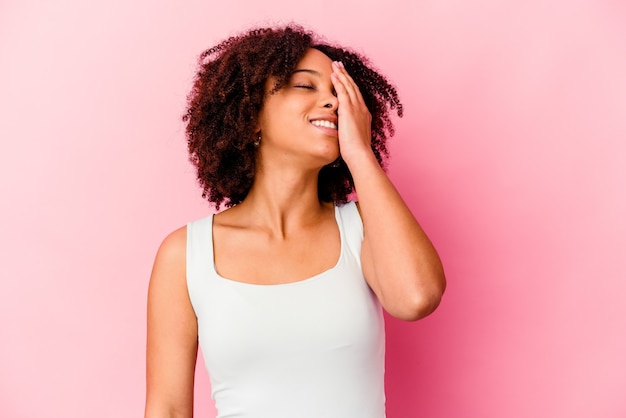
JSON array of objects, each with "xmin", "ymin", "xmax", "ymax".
[{"xmin": 208, "ymin": 204, "xmax": 346, "ymax": 288}]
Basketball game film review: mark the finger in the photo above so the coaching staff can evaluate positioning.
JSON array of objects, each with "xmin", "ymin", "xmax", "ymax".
[
  {"xmin": 335, "ymin": 62, "xmax": 359, "ymax": 92},
  {"xmin": 330, "ymin": 71, "xmax": 354, "ymax": 109},
  {"xmin": 331, "ymin": 62, "xmax": 358, "ymax": 104},
  {"xmin": 333, "ymin": 61, "xmax": 365, "ymax": 105}
]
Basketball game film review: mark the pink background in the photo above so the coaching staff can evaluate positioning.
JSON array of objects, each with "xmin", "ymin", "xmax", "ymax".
[{"xmin": 1, "ymin": 1, "xmax": 625, "ymax": 417}]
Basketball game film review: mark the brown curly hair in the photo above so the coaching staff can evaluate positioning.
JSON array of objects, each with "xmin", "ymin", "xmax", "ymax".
[{"xmin": 183, "ymin": 24, "xmax": 403, "ymax": 209}]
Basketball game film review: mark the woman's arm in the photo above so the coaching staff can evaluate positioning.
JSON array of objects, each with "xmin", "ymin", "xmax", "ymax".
[
  {"xmin": 354, "ymin": 164, "xmax": 446, "ymax": 321},
  {"xmin": 145, "ymin": 227, "xmax": 198, "ymax": 418},
  {"xmin": 331, "ymin": 61, "xmax": 446, "ymax": 321}
]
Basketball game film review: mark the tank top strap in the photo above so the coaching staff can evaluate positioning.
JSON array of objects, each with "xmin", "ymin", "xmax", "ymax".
[
  {"xmin": 336, "ymin": 201, "xmax": 364, "ymax": 264},
  {"xmin": 186, "ymin": 214, "xmax": 215, "ymax": 316}
]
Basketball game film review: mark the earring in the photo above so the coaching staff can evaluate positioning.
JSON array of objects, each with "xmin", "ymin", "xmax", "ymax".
[{"xmin": 254, "ymin": 132, "xmax": 261, "ymax": 147}]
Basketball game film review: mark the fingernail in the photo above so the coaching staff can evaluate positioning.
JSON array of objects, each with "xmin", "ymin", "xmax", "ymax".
[{"xmin": 338, "ymin": 61, "xmax": 345, "ymax": 68}]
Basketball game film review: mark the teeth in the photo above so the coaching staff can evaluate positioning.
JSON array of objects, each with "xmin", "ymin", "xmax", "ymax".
[{"xmin": 311, "ymin": 120, "xmax": 337, "ymax": 129}]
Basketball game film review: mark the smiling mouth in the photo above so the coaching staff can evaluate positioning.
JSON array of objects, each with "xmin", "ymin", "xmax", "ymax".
[{"xmin": 310, "ymin": 120, "xmax": 338, "ymax": 130}]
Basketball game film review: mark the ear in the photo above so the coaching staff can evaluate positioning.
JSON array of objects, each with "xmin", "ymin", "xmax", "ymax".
[
  {"xmin": 253, "ymin": 115, "xmax": 263, "ymax": 135},
  {"xmin": 252, "ymin": 112, "xmax": 262, "ymax": 133}
]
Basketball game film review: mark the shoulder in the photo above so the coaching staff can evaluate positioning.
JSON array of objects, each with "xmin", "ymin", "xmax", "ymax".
[
  {"xmin": 341, "ymin": 200, "xmax": 361, "ymax": 214},
  {"xmin": 338, "ymin": 200, "xmax": 363, "ymax": 227},
  {"xmin": 336, "ymin": 200, "xmax": 360, "ymax": 212},
  {"xmin": 155, "ymin": 226, "xmax": 187, "ymax": 266},
  {"xmin": 149, "ymin": 226, "xmax": 188, "ymax": 292}
]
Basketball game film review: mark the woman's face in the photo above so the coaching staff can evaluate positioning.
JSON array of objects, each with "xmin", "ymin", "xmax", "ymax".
[{"xmin": 256, "ymin": 48, "xmax": 340, "ymax": 168}]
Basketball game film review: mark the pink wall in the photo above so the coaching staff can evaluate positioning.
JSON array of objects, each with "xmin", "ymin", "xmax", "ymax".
[{"xmin": 1, "ymin": 1, "xmax": 625, "ymax": 417}]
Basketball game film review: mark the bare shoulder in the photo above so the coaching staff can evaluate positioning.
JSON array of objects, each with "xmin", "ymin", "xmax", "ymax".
[
  {"xmin": 156, "ymin": 226, "xmax": 187, "ymax": 261},
  {"xmin": 149, "ymin": 225, "xmax": 187, "ymax": 292},
  {"xmin": 156, "ymin": 225, "xmax": 187, "ymax": 264},
  {"xmin": 147, "ymin": 225, "xmax": 196, "ymax": 346}
]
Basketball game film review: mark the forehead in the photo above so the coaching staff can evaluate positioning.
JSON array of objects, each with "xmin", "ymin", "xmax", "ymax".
[{"xmin": 294, "ymin": 48, "xmax": 333, "ymax": 72}]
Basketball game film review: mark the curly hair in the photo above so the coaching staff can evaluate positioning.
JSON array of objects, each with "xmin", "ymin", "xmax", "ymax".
[{"xmin": 183, "ymin": 25, "xmax": 403, "ymax": 209}]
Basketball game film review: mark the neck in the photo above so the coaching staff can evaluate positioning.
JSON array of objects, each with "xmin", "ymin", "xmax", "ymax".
[{"xmin": 234, "ymin": 162, "xmax": 331, "ymax": 237}]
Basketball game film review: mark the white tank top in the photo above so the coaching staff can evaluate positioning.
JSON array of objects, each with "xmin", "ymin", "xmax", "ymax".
[{"xmin": 186, "ymin": 201, "xmax": 386, "ymax": 418}]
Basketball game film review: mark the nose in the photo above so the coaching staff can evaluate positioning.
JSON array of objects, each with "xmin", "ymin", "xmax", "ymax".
[{"xmin": 322, "ymin": 94, "xmax": 338, "ymax": 110}]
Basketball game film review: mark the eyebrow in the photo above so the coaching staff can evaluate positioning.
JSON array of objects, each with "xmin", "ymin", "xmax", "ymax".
[{"xmin": 291, "ymin": 69, "xmax": 321, "ymax": 77}]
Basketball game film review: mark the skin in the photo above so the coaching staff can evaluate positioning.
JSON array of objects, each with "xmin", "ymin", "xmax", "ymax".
[{"xmin": 145, "ymin": 48, "xmax": 446, "ymax": 418}]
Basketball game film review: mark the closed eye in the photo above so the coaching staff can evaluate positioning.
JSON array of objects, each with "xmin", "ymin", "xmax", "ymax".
[{"xmin": 294, "ymin": 84, "xmax": 315, "ymax": 90}]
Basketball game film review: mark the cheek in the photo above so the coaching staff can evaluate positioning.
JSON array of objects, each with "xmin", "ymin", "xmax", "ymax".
[{"xmin": 259, "ymin": 101, "xmax": 302, "ymax": 136}]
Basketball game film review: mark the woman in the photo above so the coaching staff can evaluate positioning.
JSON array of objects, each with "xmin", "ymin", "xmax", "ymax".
[{"xmin": 145, "ymin": 25, "xmax": 445, "ymax": 418}]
